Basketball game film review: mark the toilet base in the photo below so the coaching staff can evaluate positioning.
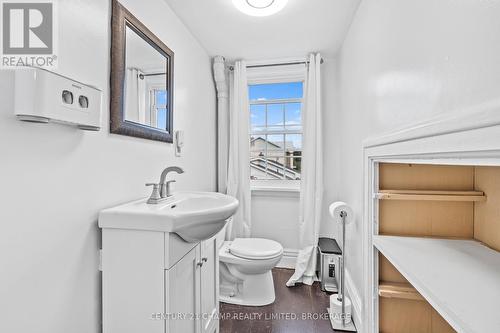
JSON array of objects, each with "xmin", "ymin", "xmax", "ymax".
[{"xmin": 220, "ymin": 270, "xmax": 276, "ymax": 306}]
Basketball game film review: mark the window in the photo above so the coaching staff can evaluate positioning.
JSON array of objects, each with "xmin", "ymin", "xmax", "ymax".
[
  {"xmin": 249, "ymin": 82, "xmax": 303, "ymax": 181},
  {"xmin": 150, "ymin": 88, "xmax": 168, "ymax": 130}
]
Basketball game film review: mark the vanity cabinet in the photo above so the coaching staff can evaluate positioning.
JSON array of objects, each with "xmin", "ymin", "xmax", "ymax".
[{"xmin": 101, "ymin": 229, "xmax": 220, "ymax": 333}]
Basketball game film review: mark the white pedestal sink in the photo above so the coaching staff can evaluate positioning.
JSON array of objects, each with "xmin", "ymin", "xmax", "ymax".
[{"xmin": 99, "ymin": 191, "xmax": 239, "ymax": 242}]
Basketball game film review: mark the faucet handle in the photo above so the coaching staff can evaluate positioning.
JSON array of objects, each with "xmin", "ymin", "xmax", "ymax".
[
  {"xmin": 164, "ymin": 180, "xmax": 176, "ymax": 197},
  {"xmin": 146, "ymin": 183, "xmax": 161, "ymax": 204}
]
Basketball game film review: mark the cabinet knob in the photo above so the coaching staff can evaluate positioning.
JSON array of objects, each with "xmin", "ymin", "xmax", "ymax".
[
  {"xmin": 202, "ymin": 257, "xmax": 208, "ymax": 263},
  {"xmin": 197, "ymin": 262, "xmax": 203, "ymax": 267}
]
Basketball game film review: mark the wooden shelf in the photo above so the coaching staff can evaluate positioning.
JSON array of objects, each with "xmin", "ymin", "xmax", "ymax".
[
  {"xmin": 374, "ymin": 235, "xmax": 500, "ymax": 333},
  {"xmin": 376, "ymin": 189, "xmax": 486, "ymax": 202},
  {"xmin": 379, "ymin": 282, "xmax": 424, "ymax": 301}
]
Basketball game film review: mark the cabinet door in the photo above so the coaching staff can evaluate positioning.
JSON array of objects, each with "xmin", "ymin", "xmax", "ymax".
[
  {"xmin": 166, "ymin": 245, "xmax": 201, "ymax": 333},
  {"xmin": 200, "ymin": 235, "xmax": 219, "ymax": 333}
]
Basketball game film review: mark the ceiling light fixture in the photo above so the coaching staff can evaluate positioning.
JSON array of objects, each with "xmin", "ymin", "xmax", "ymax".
[
  {"xmin": 232, "ymin": 0, "xmax": 288, "ymax": 17},
  {"xmin": 247, "ymin": 0, "xmax": 275, "ymax": 9}
]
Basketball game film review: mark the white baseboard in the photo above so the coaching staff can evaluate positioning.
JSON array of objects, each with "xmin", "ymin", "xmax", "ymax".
[
  {"xmin": 277, "ymin": 248, "xmax": 298, "ymax": 269},
  {"xmin": 345, "ymin": 269, "xmax": 363, "ymax": 332}
]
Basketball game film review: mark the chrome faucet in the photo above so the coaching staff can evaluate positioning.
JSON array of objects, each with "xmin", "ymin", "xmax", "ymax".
[
  {"xmin": 146, "ymin": 166, "xmax": 185, "ymax": 204},
  {"xmin": 159, "ymin": 166, "xmax": 184, "ymax": 198}
]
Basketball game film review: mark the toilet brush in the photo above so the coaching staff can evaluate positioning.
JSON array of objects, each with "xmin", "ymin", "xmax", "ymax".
[{"xmin": 328, "ymin": 202, "xmax": 357, "ymax": 332}]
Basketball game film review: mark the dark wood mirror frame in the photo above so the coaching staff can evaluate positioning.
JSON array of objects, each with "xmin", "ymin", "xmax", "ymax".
[{"xmin": 110, "ymin": 0, "xmax": 174, "ymax": 143}]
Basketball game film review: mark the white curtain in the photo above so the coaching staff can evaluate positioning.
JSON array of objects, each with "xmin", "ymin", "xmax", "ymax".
[
  {"xmin": 226, "ymin": 61, "xmax": 252, "ymax": 239},
  {"xmin": 124, "ymin": 68, "xmax": 146, "ymax": 123},
  {"xmin": 287, "ymin": 53, "xmax": 323, "ymax": 286}
]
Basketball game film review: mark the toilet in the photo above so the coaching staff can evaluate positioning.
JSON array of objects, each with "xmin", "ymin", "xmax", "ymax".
[{"xmin": 219, "ymin": 237, "xmax": 283, "ymax": 306}]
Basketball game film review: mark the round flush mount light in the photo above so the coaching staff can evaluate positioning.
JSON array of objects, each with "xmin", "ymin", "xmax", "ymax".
[
  {"xmin": 232, "ymin": 0, "xmax": 288, "ymax": 17},
  {"xmin": 247, "ymin": 0, "xmax": 275, "ymax": 9}
]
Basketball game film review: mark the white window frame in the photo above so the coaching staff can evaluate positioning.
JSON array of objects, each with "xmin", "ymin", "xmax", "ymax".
[
  {"xmin": 247, "ymin": 63, "xmax": 306, "ymax": 191},
  {"xmin": 148, "ymin": 84, "xmax": 167, "ymax": 129}
]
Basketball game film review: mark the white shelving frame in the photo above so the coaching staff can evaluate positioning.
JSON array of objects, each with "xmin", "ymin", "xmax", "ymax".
[
  {"xmin": 363, "ymin": 151, "xmax": 500, "ymax": 333},
  {"xmin": 361, "ymin": 105, "xmax": 500, "ymax": 333}
]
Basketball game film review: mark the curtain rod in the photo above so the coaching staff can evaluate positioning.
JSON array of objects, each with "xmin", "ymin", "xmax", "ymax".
[
  {"xmin": 228, "ymin": 58, "xmax": 323, "ymax": 71},
  {"xmin": 139, "ymin": 72, "xmax": 166, "ymax": 79}
]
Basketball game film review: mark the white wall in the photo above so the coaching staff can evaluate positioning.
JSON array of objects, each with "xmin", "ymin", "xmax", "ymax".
[
  {"xmin": 335, "ymin": 0, "xmax": 500, "ymax": 317},
  {"xmin": 320, "ymin": 57, "xmax": 341, "ymax": 239},
  {"xmin": 0, "ymin": 1, "xmax": 216, "ymax": 332},
  {"xmin": 251, "ymin": 192, "xmax": 300, "ymax": 251}
]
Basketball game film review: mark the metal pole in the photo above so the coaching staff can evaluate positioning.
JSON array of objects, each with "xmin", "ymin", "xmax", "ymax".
[
  {"xmin": 228, "ymin": 58, "xmax": 325, "ymax": 71},
  {"xmin": 340, "ymin": 210, "xmax": 347, "ymax": 327}
]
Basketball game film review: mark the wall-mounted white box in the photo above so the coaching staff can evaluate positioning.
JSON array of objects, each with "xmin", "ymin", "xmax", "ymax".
[{"xmin": 15, "ymin": 67, "xmax": 102, "ymax": 131}]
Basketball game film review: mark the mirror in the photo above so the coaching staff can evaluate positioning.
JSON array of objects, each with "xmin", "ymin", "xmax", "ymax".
[
  {"xmin": 110, "ymin": 0, "xmax": 174, "ymax": 142},
  {"xmin": 124, "ymin": 26, "xmax": 169, "ymax": 130}
]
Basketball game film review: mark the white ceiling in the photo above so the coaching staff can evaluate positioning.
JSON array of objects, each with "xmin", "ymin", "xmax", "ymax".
[{"xmin": 163, "ymin": 0, "xmax": 361, "ymax": 60}]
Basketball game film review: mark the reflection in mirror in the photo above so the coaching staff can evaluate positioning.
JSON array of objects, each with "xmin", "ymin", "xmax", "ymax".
[{"xmin": 124, "ymin": 25, "xmax": 168, "ymax": 130}]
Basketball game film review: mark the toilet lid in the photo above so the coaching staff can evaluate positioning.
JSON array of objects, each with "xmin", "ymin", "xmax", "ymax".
[{"xmin": 229, "ymin": 238, "xmax": 283, "ymax": 260}]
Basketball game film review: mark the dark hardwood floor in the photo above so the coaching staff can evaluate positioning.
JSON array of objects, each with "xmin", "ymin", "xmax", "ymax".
[{"xmin": 220, "ymin": 268, "xmax": 344, "ymax": 333}]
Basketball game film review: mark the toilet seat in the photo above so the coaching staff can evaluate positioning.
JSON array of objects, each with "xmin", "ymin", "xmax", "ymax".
[{"xmin": 229, "ymin": 238, "xmax": 283, "ymax": 260}]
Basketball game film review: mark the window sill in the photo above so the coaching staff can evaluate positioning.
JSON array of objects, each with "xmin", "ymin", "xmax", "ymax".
[{"xmin": 251, "ymin": 186, "xmax": 300, "ymax": 197}]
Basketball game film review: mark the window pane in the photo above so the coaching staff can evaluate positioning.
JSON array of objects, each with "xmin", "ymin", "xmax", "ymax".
[
  {"xmin": 266, "ymin": 104, "xmax": 284, "ymax": 130},
  {"xmin": 250, "ymin": 104, "xmax": 266, "ymax": 128},
  {"xmin": 285, "ymin": 134, "xmax": 302, "ymax": 154},
  {"xmin": 265, "ymin": 157, "xmax": 285, "ymax": 180},
  {"xmin": 250, "ymin": 135, "xmax": 266, "ymax": 157},
  {"xmin": 267, "ymin": 134, "xmax": 285, "ymax": 179},
  {"xmin": 285, "ymin": 134, "xmax": 302, "ymax": 181},
  {"xmin": 156, "ymin": 108, "xmax": 167, "ymax": 130},
  {"xmin": 285, "ymin": 103, "xmax": 302, "ymax": 130},
  {"xmin": 250, "ymin": 158, "xmax": 278, "ymax": 180},
  {"xmin": 284, "ymin": 157, "xmax": 301, "ymax": 180},
  {"xmin": 249, "ymin": 82, "xmax": 303, "ymax": 101},
  {"xmin": 290, "ymin": 157, "xmax": 302, "ymax": 180},
  {"xmin": 156, "ymin": 90, "xmax": 167, "ymax": 106},
  {"xmin": 267, "ymin": 134, "xmax": 284, "ymax": 160},
  {"xmin": 250, "ymin": 157, "xmax": 268, "ymax": 180}
]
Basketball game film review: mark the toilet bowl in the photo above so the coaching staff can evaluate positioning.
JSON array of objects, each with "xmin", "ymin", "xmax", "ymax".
[{"xmin": 219, "ymin": 238, "xmax": 283, "ymax": 306}]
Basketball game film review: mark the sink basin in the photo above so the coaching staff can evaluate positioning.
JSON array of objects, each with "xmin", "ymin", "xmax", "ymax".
[{"xmin": 98, "ymin": 191, "xmax": 239, "ymax": 242}]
